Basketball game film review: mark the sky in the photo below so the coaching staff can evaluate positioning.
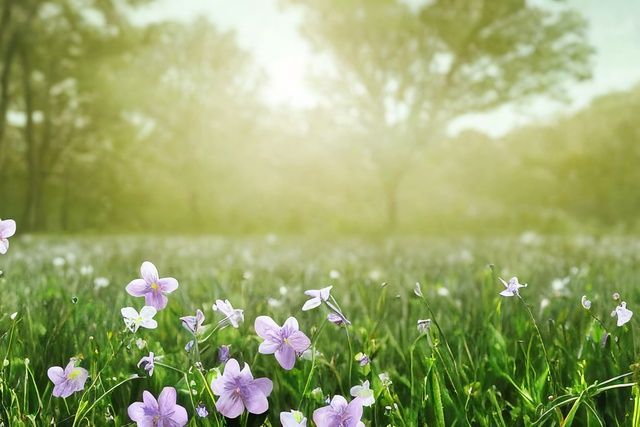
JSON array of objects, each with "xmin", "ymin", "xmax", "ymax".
[{"xmin": 133, "ymin": 0, "xmax": 640, "ymax": 137}]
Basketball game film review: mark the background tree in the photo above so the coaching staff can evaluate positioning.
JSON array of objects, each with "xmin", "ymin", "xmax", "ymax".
[{"xmin": 285, "ymin": 0, "xmax": 593, "ymax": 228}]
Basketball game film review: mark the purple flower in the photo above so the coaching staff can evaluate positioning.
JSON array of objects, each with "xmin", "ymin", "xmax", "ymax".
[
  {"xmin": 47, "ymin": 359, "xmax": 88, "ymax": 398},
  {"xmin": 126, "ymin": 261, "xmax": 178, "ymax": 311},
  {"xmin": 355, "ymin": 352, "xmax": 369, "ymax": 366},
  {"xmin": 255, "ymin": 316, "xmax": 311, "ymax": 370},
  {"xmin": 313, "ymin": 395, "xmax": 365, "ymax": 427},
  {"xmin": 0, "ymin": 218, "xmax": 16, "ymax": 255},
  {"xmin": 137, "ymin": 352, "xmax": 155, "ymax": 376},
  {"xmin": 611, "ymin": 301, "xmax": 633, "ymax": 326},
  {"xmin": 210, "ymin": 358, "xmax": 273, "ymax": 418},
  {"xmin": 128, "ymin": 387, "xmax": 188, "ymax": 427},
  {"xmin": 180, "ymin": 309, "xmax": 205, "ymax": 335},
  {"xmin": 327, "ymin": 312, "xmax": 350, "ymax": 326},
  {"xmin": 281, "ymin": 410, "xmax": 307, "ymax": 427},
  {"xmin": 218, "ymin": 345, "xmax": 231, "ymax": 363},
  {"xmin": 213, "ymin": 299, "xmax": 244, "ymax": 328},
  {"xmin": 302, "ymin": 286, "xmax": 332, "ymax": 311},
  {"xmin": 499, "ymin": 277, "xmax": 527, "ymax": 297},
  {"xmin": 196, "ymin": 403, "xmax": 209, "ymax": 418}
]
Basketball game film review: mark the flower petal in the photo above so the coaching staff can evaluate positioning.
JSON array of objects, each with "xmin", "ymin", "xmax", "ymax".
[
  {"xmin": 258, "ymin": 340, "xmax": 280, "ymax": 354},
  {"xmin": 168, "ymin": 404, "xmax": 189, "ymax": 426},
  {"xmin": 126, "ymin": 279, "xmax": 149, "ymax": 297},
  {"xmin": 224, "ymin": 358, "xmax": 241, "ymax": 377},
  {"xmin": 121, "ymin": 307, "xmax": 138, "ymax": 319},
  {"xmin": 287, "ymin": 330, "xmax": 311, "ymax": 353},
  {"xmin": 243, "ymin": 385, "xmax": 269, "ymax": 414},
  {"xmin": 275, "ymin": 345, "xmax": 297, "ymax": 370},
  {"xmin": 140, "ymin": 305, "xmax": 157, "ymax": 319},
  {"xmin": 253, "ymin": 377, "xmax": 273, "ymax": 396},
  {"xmin": 47, "ymin": 366, "xmax": 65, "ymax": 385},
  {"xmin": 0, "ymin": 239, "xmax": 8, "ymax": 254},
  {"xmin": 158, "ymin": 277, "xmax": 178, "ymax": 293},
  {"xmin": 302, "ymin": 298, "xmax": 321, "ymax": 311},
  {"xmin": 157, "ymin": 387, "xmax": 177, "ymax": 412},
  {"xmin": 283, "ymin": 317, "xmax": 299, "ymax": 331},
  {"xmin": 140, "ymin": 261, "xmax": 159, "ymax": 283},
  {"xmin": 127, "ymin": 402, "xmax": 147, "ymax": 422},
  {"xmin": 313, "ymin": 405, "xmax": 339, "ymax": 427},
  {"xmin": 254, "ymin": 315, "xmax": 280, "ymax": 338},
  {"xmin": 145, "ymin": 292, "xmax": 168, "ymax": 311},
  {"xmin": 216, "ymin": 392, "xmax": 244, "ymax": 418},
  {"xmin": 0, "ymin": 220, "xmax": 16, "ymax": 238}
]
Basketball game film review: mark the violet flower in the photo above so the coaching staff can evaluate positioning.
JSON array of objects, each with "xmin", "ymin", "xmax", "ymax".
[
  {"xmin": 255, "ymin": 316, "xmax": 311, "ymax": 370},
  {"xmin": 281, "ymin": 409, "xmax": 307, "ymax": 427},
  {"xmin": 47, "ymin": 359, "xmax": 89, "ymax": 398},
  {"xmin": 0, "ymin": 218, "xmax": 16, "ymax": 255},
  {"xmin": 180, "ymin": 309, "xmax": 205, "ymax": 335},
  {"xmin": 126, "ymin": 261, "xmax": 178, "ymax": 311},
  {"xmin": 196, "ymin": 403, "xmax": 209, "ymax": 418},
  {"xmin": 137, "ymin": 352, "xmax": 155, "ymax": 376},
  {"xmin": 213, "ymin": 299, "xmax": 244, "ymax": 328},
  {"xmin": 499, "ymin": 277, "xmax": 527, "ymax": 297},
  {"xmin": 128, "ymin": 387, "xmax": 188, "ymax": 426},
  {"xmin": 302, "ymin": 286, "xmax": 332, "ymax": 311},
  {"xmin": 313, "ymin": 395, "xmax": 365, "ymax": 427},
  {"xmin": 612, "ymin": 301, "xmax": 633, "ymax": 326},
  {"xmin": 210, "ymin": 358, "xmax": 273, "ymax": 418},
  {"xmin": 218, "ymin": 345, "xmax": 231, "ymax": 363}
]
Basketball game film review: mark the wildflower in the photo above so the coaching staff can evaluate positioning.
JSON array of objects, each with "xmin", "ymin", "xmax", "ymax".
[
  {"xmin": 279, "ymin": 286, "xmax": 288, "ymax": 296},
  {"xmin": 196, "ymin": 403, "xmax": 209, "ymax": 418},
  {"xmin": 611, "ymin": 302, "xmax": 633, "ymax": 327},
  {"xmin": 185, "ymin": 340, "xmax": 195, "ymax": 353},
  {"xmin": 437, "ymin": 287, "xmax": 450, "ymax": 297},
  {"xmin": 329, "ymin": 270, "xmax": 340, "ymax": 279},
  {"xmin": 94, "ymin": 277, "xmax": 110, "ymax": 289},
  {"xmin": 128, "ymin": 387, "xmax": 188, "ymax": 427},
  {"xmin": 135, "ymin": 338, "xmax": 147, "ymax": 350},
  {"xmin": 121, "ymin": 306, "xmax": 158, "ymax": 333},
  {"xmin": 79, "ymin": 265, "xmax": 94, "ymax": 276},
  {"xmin": 310, "ymin": 387, "xmax": 324, "ymax": 401},
  {"xmin": 499, "ymin": 277, "xmax": 527, "ymax": 297},
  {"xmin": 301, "ymin": 347, "xmax": 322, "ymax": 361},
  {"xmin": 268, "ymin": 298, "xmax": 282, "ymax": 308},
  {"xmin": 354, "ymin": 352, "xmax": 369, "ymax": 366},
  {"xmin": 47, "ymin": 359, "xmax": 88, "ymax": 398},
  {"xmin": 0, "ymin": 219, "xmax": 16, "ymax": 254},
  {"xmin": 10, "ymin": 312, "xmax": 18, "ymax": 320},
  {"xmin": 126, "ymin": 261, "xmax": 178, "ymax": 311},
  {"xmin": 540, "ymin": 298, "xmax": 550, "ymax": 312},
  {"xmin": 417, "ymin": 319, "xmax": 432, "ymax": 334},
  {"xmin": 613, "ymin": 292, "xmax": 620, "ymax": 301},
  {"xmin": 378, "ymin": 372, "xmax": 392, "ymax": 387},
  {"xmin": 218, "ymin": 345, "xmax": 231, "ymax": 363},
  {"xmin": 180, "ymin": 309, "xmax": 205, "ymax": 335},
  {"xmin": 581, "ymin": 295, "xmax": 592, "ymax": 310},
  {"xmin": 210, "ymin": 358, "xmax": 273, "ymax": 418},
  {"xmin": 328, "ymin": 312, "xmax": 347, "ymax": 326},
  {"xmin": 302, "ymin": 286, "xmax": 332, "ymax": 311},
  {"xmin": 213, "ymin": 299, "xmax": 244, "ymax": 328},
  {"xmin": 350, "ymin": 380, "xmax": 375, "ymax": 406},
  {"xmin": 137, "ymin": 352, "xmax": 155, "ymax": 376},
  {"xmin": 551, "ymin": 277, "xmax": 570, "ymax": 294},
  {"xmin": 281, "ymin": 410, "xmax": 307, "ymax": 427},
  {"xmin": 53, "ymin": 257, "xmax": 66, "ymax": 267},
  {"xmin": 255, "ymin": 316, "xmax": 311, "ymax": 370},
  {"xmin": 313, "ymin": 395, "xmax": 365, "ymax": 427}
]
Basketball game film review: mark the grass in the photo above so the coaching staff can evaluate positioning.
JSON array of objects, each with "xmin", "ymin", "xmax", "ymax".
[{"xmin": 0, "ymin": 234, "xmax": 639, "ymax": 426}]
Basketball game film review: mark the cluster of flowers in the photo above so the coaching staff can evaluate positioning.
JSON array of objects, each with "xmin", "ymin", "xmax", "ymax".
[{"xmin": 40, "ymin": 255, "xmax": 371, "ymax": 425}]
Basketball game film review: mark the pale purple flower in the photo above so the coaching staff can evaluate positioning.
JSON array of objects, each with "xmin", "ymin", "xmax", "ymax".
[
  {"xmin": 47, "ymin": 359, "xmax": 88, "ymax": 398},
  {"xmin": 0, "ymin": 219, "xmax": 16, "ymax": 255},
  {"xmin": 121, "ymin": 306, "xmax": 158, "ymax": 333},
  {"xmin": 281, "ymin": 409, "xmax": 307, "ymax": 427},
  {"xmin": 581, "ymin": 295, "xmax": 592, "ymax": 310},
  {"xmin": 611, "ymin": 301, "xmax": 633, "ymax": 326},
  {"xmin": 354, "ymin": 352, "xmax": 369, "ymax": 366},
  {"xmin": 255, "ymin": 316, "xmax": 311, "ymax": 370},
  {"xmin": 213, "ymin": 299, "xmax": 244, "ymax": 328},
  {"xmin": 180, "ymin": 309, "xmax": 205, "ymax": 335},
  {"xmin": 128, "ymin": 387, "xmax": 188, "ymax": 427},
  {"xmin": 313, "ymin": 395, "xmax": 365, "ymax": 427},
  {"xmin": 350, "ymin": 380, "xmax": 375, "ymax": 407},
  {"xmin": 327, "ymin": 312, "xmax": 347, "ymax": 326},
  {"xmin": 499, "ymin": 277, "xmax": 527, "ymax": 297},
  {"xmin": 126, "ymin": 261, "xmax": 178, "ymax": 311},
  {"xmin": 137, "ymin": 352, "xmax": 155, "ymax": 376},
  {"xmin": 210, "ymin": 358, "xmax": 273, "ymax": 419},
  {"xmin": 196, "ymin": 403, "xmax": 209, "ymax": 418},
  {"xmin": 218, "ymin": 345, "xmax": 231, "ymax": 363},
  {"xmin": 302, "ymin": 286, "xmax": 332, "ymax": 311},
  {"xmin": 185, "ymin": 340, "xmax": 195, "ymax": 353}
]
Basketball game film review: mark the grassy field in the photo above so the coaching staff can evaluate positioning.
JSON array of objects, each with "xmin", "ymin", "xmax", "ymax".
[{"xmin": 0, "ymin": 234, "xmax": 639, "ymax": 426}]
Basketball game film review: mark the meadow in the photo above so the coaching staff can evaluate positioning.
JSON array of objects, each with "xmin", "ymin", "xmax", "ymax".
[{"xmin": 0, "ymin": 234, "xmax": 639, "ymax": 426}]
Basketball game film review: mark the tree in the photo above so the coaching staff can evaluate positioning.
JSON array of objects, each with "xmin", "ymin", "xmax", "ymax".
[{"xmin": 286, "ymin": 0, "xmax": 593, "ymax": 228}]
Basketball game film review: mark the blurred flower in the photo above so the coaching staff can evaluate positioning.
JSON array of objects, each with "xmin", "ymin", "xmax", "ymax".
[
  {"xmin": 540, "ymin": 297, "xmax": 550, "ymax": 312},
  {"xmin": 126, "ymin": 261, "xmax": 178, "ymax": 311},
  {"xmin": 47, "ymin": 359, "xmax": 88, "ymax": 398},
  {"xmin": 210, "ymin": 358, "xmax": 272, "ymax": 418},
  {"xmin": 137, "ymin": 352, "xmax": 155, "ymax": 376},
  {"xmin": 378, "ymin": 372, "xmax": 392, "ymax": 387},
  {"xmin": 79, "ymin": 265, "xmax": 94, "ymax": 276},
  {"xmin": 313, "ymin": 395, "xmax": 364, "ymax": 427},
  {"xmin": 10, "ymin": 312, "xmax": 17, "ymax": 320},
  {"xmin": 354, "ymin": 352, "xmax": 369, "ymax": 366},
  {"xmin": 212, "ymin": 299, "xmax": 244, "ymax": 328},
  {"xmin": 611, "ymin": 302, "xmax": 633, "ymax": 326},
  {"xmin": 94, "ymin": 277, "xmax": 110, "ymax": 289},
  {"xmin": 613, "ymin": 292, "xmax": 620, "ymax": 301},
  {"xmin": 218, "ymin": 345, "xmax": 231, "ymax": 363},
  {"xmin": 279, "ymin": 286, "xmax": 289, "ymax": 296},
  {"xmin": 310, "ymin": 387, "xmax": 324, "ymax": 401},
  {"xmin": 135, "ymin": 338, "xmax": 147, "ymax": 350},
  {"xmin": 185, "ymin": 340, "xmax": 194, "ymax": 353},
  {"xmin": 437, "ymin": 287, "xmax": 451, "ymax": 297},
  {"xmin": 413, "ymin": 282, "xmax": 423, "ymax": 298},
  {"xmin": 368, "ymin": 269, "xmax": 382, "ymax": 281},
  {"xmin": 499, "ymin": 277, "xmax": 527, "ymax": 297},
  {"xmin": 329, "ymin": 270, "xmax": 341, "ymax": 279},
  {"xmin": 243, "ymin": 271, "xmax": 253, "ymax": 280},
  {"xmin": 255, "ymin": 316, "xmax": 311, "ymax": 370},
  {"xmin": 327, "ymin": 312, "xmax": 347, "ymax": 326},
  {"xmin": 551, "ymin": 277, "xmax": 570, "ymax": 294},
  {"xmin": 0, "ymin": 218, "xmax": 16, "ymax": 255},
  {"xmin": 268, "ymin": 297, "xmax": 282, "ymax": 308},
  {"xmin": 196, "ymin": 403, "xmax": 209, "ymax": 418},
  {"xmin": 180, "ymin": 309, "xmax": 205, "ymax": 336},
  {"xmin": 581, "ymin": 295, "xmax": 592, "ymax": 310},
  {"xmin": 350, "ymin": 380, "xmax": 375, "ymax": 407},
  {"xmin": 302, "ymin": 286, "xmax": 332, "ymax": 311},
  {"xmin": 301, "ymin": 347, "xmax": 322, "ymax": 361},
  {"xmin": 128, "ymin": 387, "xmax": 188, "ymax": 427},
  {"xmin": 417, "ymin": 319, "xmax": 432, "ymax": 334},
  {"xmin": 53, "ymin": 257, "xmax": 66, "ymax": 267},
  {"xmin": 281, "ymin": 409, "xmax": 307, "ymax": 427},
  {"xmin": 121, "ymin": 306, "xmax": 158, "ymax": 333}
]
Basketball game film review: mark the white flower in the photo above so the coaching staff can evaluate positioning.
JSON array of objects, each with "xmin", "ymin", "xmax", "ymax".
[
  {"xmin": 378, "ymin": 372, "xmax": 392, "ymax": 387},
  {"xmin": 581, "ymin": 295, "xmax": 592, "ymax": 310},
  {"xmin": 279, "ymin": 286, "xmax": 289, "ymax": 296},
  {"xmin": 301, "ymin": 347, "xmax": 322, "ymax": 361},
  {"xmin": 329, "ymin": 270, "xmax": 340, "ymax": 279},
  {"xmin": 53, "ymin": 257, "xmax": 66, "ymax": 267},
  {"xmin": 135, "ymin": 338, "xmax": 147, "ymax": 349},
  {"xmin": 212, "ymin": 299, "xmax": 244, "ymax": 328},
  {"xmin": 301, "ymin": 286, "xmax": 332, "ymax": 311},
  {"xmin": 94, "ymin": 277, "xmax": 110, "ymax": 289},
  {"xmin": 280, "ymin": 410, "xmax": 307, "ymax": 427},
  {"xmin": 611, "ymin": 301, "xmax": 633, "ymax": 327},
  {"xmin": 79, "ymin": 265, "xmax": 94, "ymax": 276},
  {"xmin": 417, "ymin": 319, "xmax": 432, "ymax": 334},
  {"xmin": 437, "ymin": 287, "xmax": 450, "ymax": 297},
  {"xmin": 413, "ymin": 282, "xmax": 423, "ymax": 298},
  {"xmin": 350, "ymin": 380, "xmax": 375, "ymax": 407},
  {"xmin": 121, "ymin": 306, "xmax": 158, "ymax": 332},
  {"xmin": 267, "ymin": 298, "xmax": 282, "ymax": 308},
  {"xmin": 499, "ymin": 277, "xmax": 527, "ymax": 297}
]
